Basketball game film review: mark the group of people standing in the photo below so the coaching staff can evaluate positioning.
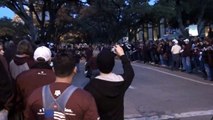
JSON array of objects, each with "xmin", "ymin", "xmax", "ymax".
[
  {"xmin": 129, "ymin": 37, "xmax": 213, "ymax": 81},
  {"xmin": 0, "ymin": 39, "xmax": 134, "ymax": 120}
]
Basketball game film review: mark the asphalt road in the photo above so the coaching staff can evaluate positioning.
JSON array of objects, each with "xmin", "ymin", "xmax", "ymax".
[{"xmin": 72, "ymin": 60, "xmax": 213, "ymax": 120}]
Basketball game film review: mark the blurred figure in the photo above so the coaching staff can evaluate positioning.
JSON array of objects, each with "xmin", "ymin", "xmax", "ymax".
[
  {"xmin": 85, "ymin": 45, "xmax": 93, "ymax": 62},
  {"xmin": 4, "ymin": 41, "xmax": 16, "ymax": 64},
  {"xmin": 202, "ymin": 39, "xmax": 213, "ymax": 81},
  {"xmin": 0, "ymin": 47, "xmax": 13, "ymax": 120},
  {"xmin": 171, "ymin": 39, "xmax": 182, "ymax": 70},
  {"xmin": 9, "ymin": 40, "xmax": 35, "ymax": 80},
  {"xmin": 181, "ymin": 39, "xmax": 192, "ymax": 73},
  {"xmin": 84, "ymin": 45, "xmax": 134, "ymax": 120},
  {"xmin": 85, "ymin": 48, "xmax": 100, "ymax": 79},
  {"xmin": 0, "ymin": 42, "xmax": 10, "ymax": 77},
  {"xmin": 0, "ymin": 42, "xmax": 5, "ymax": 56}
]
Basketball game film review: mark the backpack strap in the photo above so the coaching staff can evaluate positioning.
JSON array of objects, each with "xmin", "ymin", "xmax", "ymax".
[
  {"xmin": 42, "ymin": 85, "xmax": 55, "ymax": 110},
  {"xmin": 56, "ymin": 85, "xmax": 78, "ymax": 112},
  {"xmin": 42, "ymin": 85, "xmax": 55, "ymax": 118},
  {"xmin": 42, "ymin": 84, "xmax": 78, "ymax": 113}
]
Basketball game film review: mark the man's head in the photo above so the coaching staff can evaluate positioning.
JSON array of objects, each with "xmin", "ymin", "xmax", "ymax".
[
  {"xmin": 16, "ymin": 40, "xmax": 33, "ymax": 55},
  {"xmin": 184, "ymin": 39, "xmax": 189, "ymax": 44},
  {"xmin": 172, "ymin": 39, "xmax": 178, "ymax": 44},
  {"xmin": 34, "ymin": 46, "xmax": 52, "ymax": 62},
  {"xmin": 96, "ymin": 48, "xmax": 115, "ymax": 74},
  {"xmin": 53, "ymin": 53, "xmax": 76, "ymax": 77}
]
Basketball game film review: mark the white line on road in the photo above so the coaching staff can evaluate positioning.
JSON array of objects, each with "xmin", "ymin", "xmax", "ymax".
[
  {"xmin": 125, "ymin": 109, "xmax": 213, "ymax": 120},
  {"xmin": 129, "ymin": 85, "xmax": 136, "ymax": 89},
  {"xmin": 132, "ymin": 63, "xmax": 213, "ymax": 86}
]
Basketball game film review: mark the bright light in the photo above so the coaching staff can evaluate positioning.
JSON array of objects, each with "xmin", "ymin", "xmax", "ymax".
[
  {"xmin": 80, "ymin": 0, "xmax": 87, "ymax": 2},
  {"xmin": 188, "ymin": 24, "xmax": 198, "ymax": 36}
]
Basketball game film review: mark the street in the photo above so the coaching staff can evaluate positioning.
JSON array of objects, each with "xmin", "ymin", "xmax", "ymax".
[{"xmin": 72, "ymin": 60, "xmax": 213, "ymax": 120}]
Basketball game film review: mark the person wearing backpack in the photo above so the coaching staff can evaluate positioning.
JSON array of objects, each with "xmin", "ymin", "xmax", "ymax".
[
  {"xmin": 24, "ymin": 53, "xmax": 99, "ymax": 120},
  {"xmin": 12, "ymin": 46, "xmax": 55, "ymax": 120}
]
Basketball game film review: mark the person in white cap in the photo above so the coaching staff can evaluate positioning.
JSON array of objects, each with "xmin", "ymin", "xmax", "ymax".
[
  {"xmin": 171, "ymin": 39, "xmax": 182, "ymax": 70},
  {"xmin": 14, "ymin": 46, "xmax": 56, "ymax": 119},
  {"xmin": 181, "ymin": 38, "xmax": 192, "ymax": 73},
  {"xmin": 25, "ymin": 52, "xmax": 99, "ymax": 120}
]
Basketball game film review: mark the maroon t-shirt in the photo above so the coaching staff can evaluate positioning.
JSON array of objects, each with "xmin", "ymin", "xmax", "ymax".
[
  {"xmin": 24, "ymin": 82, "xmax": 99, "ymax": 120},
  {"xmin": 16, "ymin": 69, "xmax": 55, "ymax": 111}
]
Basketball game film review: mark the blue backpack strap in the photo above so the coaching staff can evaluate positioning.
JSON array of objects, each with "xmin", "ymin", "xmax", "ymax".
[
  {"xmin": 42, "ymin": 85, "xmax": 57, "ymax": 118},
  {"xmin": 42, "ymin": 85, "xmax": 78, "ymax": 113},
  {"xmin": 42, "ymin": 85, "xmax": 54, "ymax": 109},
  {"xmin": 56, "ymin": 85, "xmax": 78, "ymax": 112}
]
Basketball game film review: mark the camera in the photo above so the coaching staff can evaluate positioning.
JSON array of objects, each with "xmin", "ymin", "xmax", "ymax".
[{"xmin": 111, "ymin": 47, "xmax": 116, "ymax": 54}]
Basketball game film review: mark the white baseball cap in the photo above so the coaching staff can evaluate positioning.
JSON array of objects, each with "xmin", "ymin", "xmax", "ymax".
[
  {"xmin": 184, "ymin": 39, "xmax": 189, "ymax": 42},
  {"xmin": 172, "ymin": 39, "xmax": 178, "ymax": 44},
  {"xmin": 34, "ymin": 46, "xmax": 52, "ymax": 62}
]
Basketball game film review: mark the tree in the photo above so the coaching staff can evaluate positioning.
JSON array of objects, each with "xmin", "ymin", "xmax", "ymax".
[
  {"xmin": 0, "ymin": 0, "xmax": 37, "ymax": 41},
  {"xmin": 78, "ymin": 0, "xmax": 152, "ymax": 43},
  {"xmin": 0, "ymin": 17, "xmax": 28, "ymax": 41},
  {"xmin": 0, "ymin": 0, "xmax": 80, "ymax": 43},
  {"xmin": 153, "ymin": 0, "xmax": 213, "ymax": 38}
]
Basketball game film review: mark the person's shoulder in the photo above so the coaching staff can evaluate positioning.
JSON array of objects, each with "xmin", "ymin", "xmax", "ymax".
[
  {"xmin": 75, "ymin": 88, "xmax": 90, "ymax": 94},
  {"xmin": 30, "ymin": 87, "xmax": 42, "ymax": 96},
  {"xmin": 16, "ymin": 70, "xmax": 31, "ymax": 82},
  {"xmin": 75, "ymin": 88, "xmax": 93, "ymax": 98},
  {"xmin": 16, "ymin": 68, "xmax": 37, "ymax": 80},
  {"xmin": 18, "ymin": 68, "xmax": 54, "ymax": 77},
  {"xmin": 27, "ymin": 87, "xmax": 42, "ymax": 103}
]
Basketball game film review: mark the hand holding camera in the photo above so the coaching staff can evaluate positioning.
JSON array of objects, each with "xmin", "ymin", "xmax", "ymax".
[{"xmin": 112, "ymin": 45, "xmax": 124, "ymax": 57}]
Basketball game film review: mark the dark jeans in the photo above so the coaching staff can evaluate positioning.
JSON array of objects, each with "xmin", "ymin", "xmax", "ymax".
[{"xmin": 171, "ymin": 54, "xmax": 180, "ymax": 70}]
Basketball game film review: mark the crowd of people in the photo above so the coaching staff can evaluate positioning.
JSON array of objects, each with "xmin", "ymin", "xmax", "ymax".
[
  {"xmin": 59, "ymin": 37, "xmax": 213, "ymax": 81},
  {"xmin": 0, "ymin": 39, "xmax": 134, "ymax": 120},
  {"xmin": 127, "ymin": 37, "xmax": 213, "ymax": 81},
  {"xmin": 0, "ymin": 36, "xmax": 212, "ymax": 120}
]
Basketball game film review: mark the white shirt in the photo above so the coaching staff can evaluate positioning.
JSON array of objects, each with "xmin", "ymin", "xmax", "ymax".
[{"xmin": 171, "ymin": 44, "xmax": 181, "ymax": 54}]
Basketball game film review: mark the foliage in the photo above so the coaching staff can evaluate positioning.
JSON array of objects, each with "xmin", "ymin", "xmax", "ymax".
[
  {"xmin": 2, "ymin": 0, "xmax": 213, "ymax": 43},
  {"xmin": 78, "ymin": 0, "xmax": 152, "ymax": 43},
  {"xmin": 154, "ymin": 0, "xmax": 213, "ymax": 37},
  {"xmin": 0, "ymin": 17, "xmax": 28, "ymax": 41},
  {"xmin": 0, "ymin": 0, "xmax": 80, "ymax": 43}
]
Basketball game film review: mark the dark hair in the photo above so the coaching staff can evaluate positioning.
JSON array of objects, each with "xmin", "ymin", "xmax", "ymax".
[
  {"xmin": 0, "ymin": 42, "xmax": 3, "ymax": 47},
  {"xmin": 16, "ymin": 40, "xmax": 33, "ymax": 55},
  {"xmin": 0, "ymin": 59, "xmax": 12, "ymax": 110},
  {"xmin": 0, "ymin": 42, "xmax": 3, "ymax": 51},
  {"xmin": 53, "ymin": 53, "xmax": 76, "ymax": 77},
  {"xmin": 96, "ymin": 48, "xmax": 115, "ymax": 73}
]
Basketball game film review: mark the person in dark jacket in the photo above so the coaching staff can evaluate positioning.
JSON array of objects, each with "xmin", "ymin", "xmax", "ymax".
[
  {"xmin": 181, "ymin": 39, "xmax": 192, "ymax": 73},
  {"xmin": 0, "ymin": 42, "xmax": 11, "ymax": 78},
  {"xmin": 4, "ymin": 40, "xmax": 16, "ymax": 64},
  {"xmin": 84, "ymin": 45, "xmax": 135, "ymax": 120},
  {"xmin": 0, "ymin": 44, "xmax": 13, "ymax": 120},
  {"xmin": 15, "ymin": 46, "xmax": 55, "ymax": 118},
  {"xmin": 85, "ymin": 49, "xmax": 100, "ymax": 79},
  {"xmin": 202, "ymin": 40, "xmax": 213, "ymax": 81}
]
